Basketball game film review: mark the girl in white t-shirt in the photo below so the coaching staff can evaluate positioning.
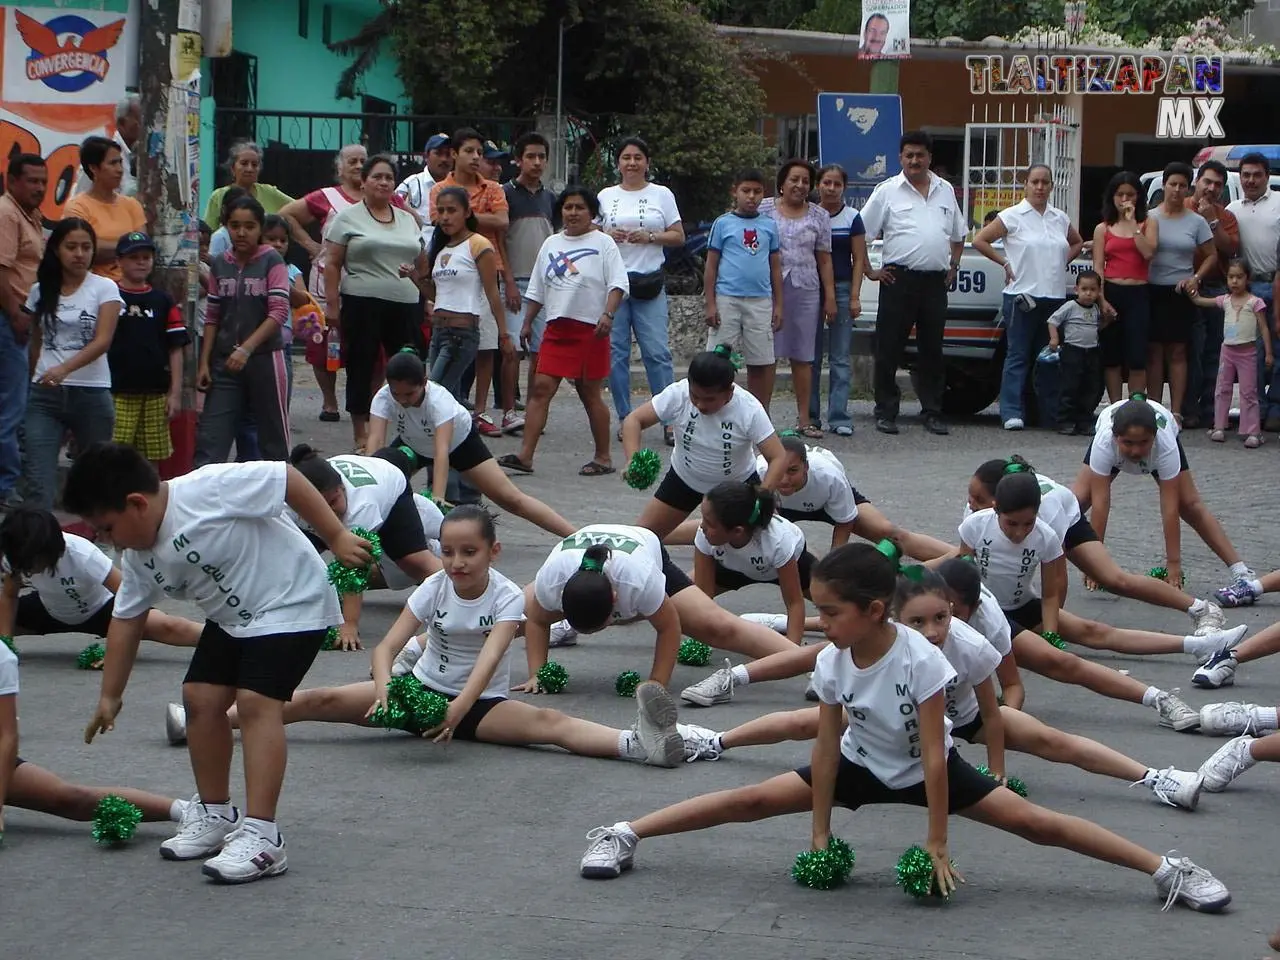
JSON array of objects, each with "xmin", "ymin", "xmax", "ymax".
[
  {"xmin": 968, "ymin": 455, "xmax": 1226, "ymax": 636},
  {"xmin": 20, "ymin": 218, "xmax": 122, "ymax": 512},
  {"xmin": 364, "ymin": 350, "xmax": 574, "ymax": 537},
  {"xmin": 693, "ymin": 481, "xmax": 813, "ymax": 646},
  {"xmin": 1071, "ymin": 395, "xmax": 1253, "ymax": 598},
  {"xmin": 621, "ymin": 346, "xmax": 786, "ymax": 540},
  {"xmin": 288, "ymin": 445, "xmax": 441, "ymax": 651},
  {"xmin": 0, "ymin": 639, "xmax": 193, "ymax": 838},
  {"xmin": 578, "ymin": 542, "xmax": 1229, "ymax": 912},
  {"xmin": 0, "ymin": 507, "xmax": 201, "ymax": 659},
  {"xmin": 184, "ymin": 507, "xmax": 715, "ymax": 768},
  {"xmin": 522, "ymin": 522, "xmax": 795, "ymax": 691}
]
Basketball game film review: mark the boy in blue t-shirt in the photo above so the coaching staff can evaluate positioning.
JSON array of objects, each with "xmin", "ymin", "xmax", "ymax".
[{"xmin": 704, "ymin": 169, "xmax": 782, "ymax": 404}]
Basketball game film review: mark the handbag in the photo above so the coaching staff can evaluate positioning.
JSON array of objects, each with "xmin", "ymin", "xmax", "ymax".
[{"xmin": 628, "ymin": 269, "xmax": 666, "ymax": 301}]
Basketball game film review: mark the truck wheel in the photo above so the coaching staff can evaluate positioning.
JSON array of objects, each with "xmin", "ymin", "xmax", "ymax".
[{"xmin": 941, "ymin": 358, "xmax": 1001, "ymax": 418}]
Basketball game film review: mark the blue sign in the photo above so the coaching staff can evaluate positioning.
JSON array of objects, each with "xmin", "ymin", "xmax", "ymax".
[{"xmin": 816, "ymin": 93, "xmax": 903, "ymax": 186}]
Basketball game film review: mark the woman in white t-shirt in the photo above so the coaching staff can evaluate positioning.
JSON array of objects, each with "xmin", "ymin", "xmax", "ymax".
[
  {"xmin": 693, "ymin": 482, "xmax": 813, "ymax": 646},
  {"xmin": 500, "ymin": 186, "xmax": 630, "ymax": 476},
  {"xmin": 1072, "ymin": 394, "xmax": 1253, "ymax": 600},
  {"xmin": 621, "ymin": 346, "xmax": 786, "ymax": 540},
  {"xmin": 522, "ymin": 522, "xmax": 795, "ymax": 691},
  {"xmin": 19, "ymin": 219, "xmax": 121, "ymax": 512},
  {"xmin": 968, "ymin": 455, "xmax": 1227, "ymax": 635},
  {"xmin": 599, "ymin": 138, "xmax": 684, "ymax": 441},
  {"xmin": 364, "ymin": 350, "xmax": 574, "ymax": 536},
  {"xmin": 0, "ymin": 506, "xmax": 201, "ymax": 659},
  {"xmin": 578, "ymin": 543, "xmax": 1229, "ymax": 913},
  {"xmin": 287, "ymin": 445, "xmax": 442, "ymax": 651},
  {"xmin": 189, "ymin": 508, "xmax": 715, "ymax": 768}
]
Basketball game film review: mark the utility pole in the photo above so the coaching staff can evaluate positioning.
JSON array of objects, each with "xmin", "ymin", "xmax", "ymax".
[{"xmin": 136, "ymin": 0, "xmax": 203, "ymax": 477}]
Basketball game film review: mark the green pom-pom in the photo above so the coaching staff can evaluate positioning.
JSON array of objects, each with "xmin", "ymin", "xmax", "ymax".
[
  {"xmin": 320, "ymin": 627, "xmax": 339, "ymax": 651},
  {"xmin": 896, "ymin": 844, "xmax": 954, "ymax": 900},
  {"xmin": 419, "ymin": 489, "xmax": 452, "ymax": 514},
  {"xmin": 351, "ymin": 527, "xmax": 384, "ymax": 562},
  {"xmin": 0, "ymin": 635, "xmax": 16, "ymax": 658},
  {"xmin": 1041, "ymin": 630, "xmax": 1066, "ymax": 650},
  {"xmin": 1148, "ymin": 566, "xmax": 1186, "ymax": 589},
  {"xmin": 369, "ymin": 675, "xmax": 449, "ymax": 733},
  {"xmin": 91, "ymin": 794, "xmax": 142, "ymax": 845},
  {"xmin": 76, "ymin": 642, "xmax": 105, "ymax": 671},
  {"xmin": 615, "ymin": 670, "xmax": 642, "ymax": 697},
  {"xmin": 623, "ymin": 448, "xmax": 662, "ymax": 490},
  {"xmin": 537, "ymin": 660, "xmax": 569, "ymax": 694},
  {"xmin": 791, "ymin": 838, "xmax": 856, "ymax": 890},
  {"xmin": 327, "ymin": 528, "xmax": 384, "ymax": 594},
  {"xmin": 678, "ymin": 637, "xmax": 712, "ymax": 666},
  {"xmin": 976, "ymin": 764, "xmax": 1029, "ymax": 797}
]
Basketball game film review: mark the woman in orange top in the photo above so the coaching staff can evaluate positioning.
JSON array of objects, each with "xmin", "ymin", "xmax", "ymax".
[{"xmin": 64, "ymin": 136, "xmax": 146, "ymax": 284}]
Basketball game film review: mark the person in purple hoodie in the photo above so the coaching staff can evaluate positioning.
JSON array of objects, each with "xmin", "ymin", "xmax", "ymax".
[{"xmin": 195, "ymin": 196, "xmax": 292, "ymax": 464}]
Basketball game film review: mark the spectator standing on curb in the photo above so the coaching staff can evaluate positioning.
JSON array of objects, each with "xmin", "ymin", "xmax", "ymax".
[
  {"xmin": 859, "ymin": 131, "xmax": 965, "ymax": 437},
  {"xmin": 396, "ymin": 133, "xmax": 454, "ymax": 242},
  {"xmin": 1225, "ymin": 152, "xmax": 1280, "ymax": 431},
  {"xmin": 74, "ymin": 95, "xmax": 141, "ymax": 199},
  {"xmin": 64, "ymin": 136, "xmax": 145, "ymax": 284},
  {"xmin": 1092, "ymin": 171, "xmax": 1156, "ymax": 403},
  {"xmin": 1183, "ymin": 161, "xmax": 1238, "ymax": 428},
  {"xmin": 973, "ymin": 163, "xmax": 1082, "ymax": 431},
  {"xmin": 0, "ymin": 154, "xmax": 46, "ymax": 510},
  {"xmin": 203, "ymin": 141, "xmax": 295, "ymax": 232}
]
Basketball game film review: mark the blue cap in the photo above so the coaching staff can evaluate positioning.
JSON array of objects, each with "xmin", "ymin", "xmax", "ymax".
[
  {"xmin": 483, "ymin": 140, "xmax": 510, "ymax": 161},
  {"xmin": 116, "ymin": 231, "xmax": 155, "ymax": 256},
  {"xmin": 423, "ymin": 133, "xmax": 451, "ymax": 154}
]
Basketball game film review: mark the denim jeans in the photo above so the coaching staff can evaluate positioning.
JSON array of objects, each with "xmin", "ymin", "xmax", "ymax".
[
  {"xmin": 1250, "ymin": 282, "xmax": 1280, "ymax": 421},
  {"xmin": 429, "ymin": 325, "xmax": 480, "ymax": 400},
  {"xmin": 21, "ymin": 384, "xmax": 115, "ymax": 511},
  {"xmin": 998, "ymin": 294, "xmax": 1061, "ymax": 424},
  {"xmin": 1186, "ymin": 285, "xmax": 1225, "ymax": 422},
  {"xmin": 0, "ymin": 312, "xmax": 30, "ymax": 500},
  {"xmin": 810, "ymin": 280, "xmax": 854, "ymax": 430},
  {"xmin": 609, "ymin": 290, "xmax": 674, "ymax": 420}
]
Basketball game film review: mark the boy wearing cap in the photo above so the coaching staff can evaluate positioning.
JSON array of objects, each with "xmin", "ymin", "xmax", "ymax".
[
  {"xmin": 395, "ymin": 133, "xmax": 454, "ymax": 230},
  {"xmin": 109, "ymin": 232, "xmax": 188, "ymax": 465}
]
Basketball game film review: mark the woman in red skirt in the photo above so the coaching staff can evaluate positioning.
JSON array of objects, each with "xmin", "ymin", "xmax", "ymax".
[{"xmin": 499, "ymin": 185, "xmax": 629, "ymax": 476}]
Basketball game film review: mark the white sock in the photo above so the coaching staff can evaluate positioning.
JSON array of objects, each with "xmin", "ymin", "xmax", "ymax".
[
  {"xmin": 1182, "ymin": 636, "xmax": 1205, "ymax": 655},
  {"xmin": 713, "ymin": 734, "xmax": 727, "ymax": 754},
  {"xmin": 1142, "ymin": 686, "xmax": 1161, "ymax": 707},
  {"xmin": 618, "ymin": 730, "xmax": 647, "ymax": 761},
  {"xmin": 1229, "ymin": 561, "xmax": 1250, "ymax": 578},
  {"xmin": 730, "ymin": 665, "xmax": 751, "ymax": 686},
  {"xmin": 244, "ymin": 816, "xmax": 279, "ymax": 843},
  {"xmin": 1248, "ymin": 579, "xmax": 1264, "ymax": 595},
  {"xmin": 1143, "ymin": 767, "xmax": 1157, "ymax": 783},
  {"xmin": 202, "ymin": 800, "xmax": 236, "ymax": 821},
  {"xmin": 613, "ymin": 821, "xmax": 638, "ymax": 840},
  {"xmin": 1187, "ymin": 598, "xmax": 1207, "ymax": 615},
  {"xmin": 1253, "ymin": 706, "xmax": 1279, "ymax": 729},
  {"xmin": 169, "ymin": 798, "xmax": 190, "ymax": 822}
]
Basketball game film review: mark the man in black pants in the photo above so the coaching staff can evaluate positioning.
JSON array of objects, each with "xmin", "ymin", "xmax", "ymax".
[{"xmin": 858, "ymin": 131, "xmax": 966, "ymax": 436}]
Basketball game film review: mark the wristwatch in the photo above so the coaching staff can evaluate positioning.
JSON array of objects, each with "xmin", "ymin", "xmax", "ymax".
[
  {"xmin": 648, "ymin": 232, "xmax": 655, "ymax": 243},
  {"xmin": 603, "ymin": 310, "xmax": 615, "ymax": 320}
]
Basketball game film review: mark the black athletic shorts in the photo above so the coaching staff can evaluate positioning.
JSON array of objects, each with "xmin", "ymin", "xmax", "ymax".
[
  {"xmin": 712, "ymin": 550, "xmax": 815, "ymax": 593},
  {"xmin": 1062, "ymin": 515, "xmax": 1101, "ymax": 551},
  {"xmin": 953, "ymin": 715, "xmax": 985, "ymax": 743},
  {"xmin": 1004, "ymin": 599, "xmax": 1044, "ymax": 635},
  {"xmin": 795, "ymin": 748, "xmax": 998, "ymax": 812},
  {"xmin": 375, "ymin": 487, "xmax": 431, "ymax": 562},
  {"xmin": 396, "ymin": 429, "xmax": 493, "ymax": 476},
  {"xmin": 16, "ymin": 594, "xmax": 114, "ymax": 637},
  {"xmin": 653, "ymin": 468, "xmax": 760, "ymax": 514},
  {"xmin": 402, "ymin": 677, "xmax": 505, "ymax": 741},
  {"xmin": 661, "ymin": 547, "xmax": 693, "ymax": 596},
  {"xmin": 183, "ymin": 621, "xmax": 327, "ymax": 702}
]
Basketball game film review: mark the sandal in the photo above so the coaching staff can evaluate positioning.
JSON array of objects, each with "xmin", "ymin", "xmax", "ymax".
[
  {"xmin": 801, "ymin": 423, "xmax": 824, "ymax": 439},
  {"xmin": 497, "ymin": 453, "xmax": 534, "ymax": 474},
  {"xmin": 319, "ymin": 410, "xmax": 340, "ymax": 422},
  {"xmin": 579, "ymin": 461, "xmax": 616, "ymax": 477}
]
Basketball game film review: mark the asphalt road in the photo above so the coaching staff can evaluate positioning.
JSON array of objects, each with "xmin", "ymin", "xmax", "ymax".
[{"xmin": 6, "ymin": 367, "xmax": 1279, "ymax": 960}]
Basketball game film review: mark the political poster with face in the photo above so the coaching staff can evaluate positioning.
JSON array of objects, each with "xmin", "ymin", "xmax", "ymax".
[{"xmin": 859, "ymin": 0, "xmax": 910, "ymax": 60}]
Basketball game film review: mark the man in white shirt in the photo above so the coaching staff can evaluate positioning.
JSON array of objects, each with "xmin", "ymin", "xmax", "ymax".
[
  {"xmin": 395, "ymin": 133, "xmax": 455, "ymax": 229},
  {"xmin": 858, "ymin": 131, "xmax": 966, "ymax": 436},
  {"xmin": 75, "ymin": 94, "xmax": 140, "ymax": 198},
  {"xmin": 1226, "ymin": 152, "xmax": 1280, "ymax": 429}
]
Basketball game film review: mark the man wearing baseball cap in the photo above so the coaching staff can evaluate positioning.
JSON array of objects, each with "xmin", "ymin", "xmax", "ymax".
[
  {"xmin": 395, "ymin": 133, "xmax": 454, "ymax": 229},
  {"xmin": 480, "ymin": 140, "xmax": 510, "ymax": 182}
]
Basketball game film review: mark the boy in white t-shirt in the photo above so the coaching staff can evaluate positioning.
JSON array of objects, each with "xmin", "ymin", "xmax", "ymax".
[
  {"xmin": 1, "ymin": 507, "xmax": 201, "ymax": 659},
  {"xmin": 63, "ymin": 442, "xmax": 372, "ymax": 885}
]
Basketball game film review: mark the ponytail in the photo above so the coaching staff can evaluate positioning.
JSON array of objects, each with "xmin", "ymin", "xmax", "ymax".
[
  {"xmin": 562, "ymin": 544, "xmax": 614, "ymax": 631},
  {"xmin": 290, "ymin": 444, "xmax": 343, "ymax": 494},
  {"xmin": 706, "ymin": 480, "xmax": 776, "ymax": 533},
  {"xmin": 974, "ymin": 453, "xmax": 1036, "ymax": 497}
]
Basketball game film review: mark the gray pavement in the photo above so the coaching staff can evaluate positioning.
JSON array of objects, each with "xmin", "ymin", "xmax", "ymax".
[{"xmin": 7, "ymin": 361, "xmax": 1280, "ymax": 960}]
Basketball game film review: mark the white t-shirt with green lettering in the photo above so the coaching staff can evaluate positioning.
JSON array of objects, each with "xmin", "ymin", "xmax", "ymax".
[{"xmin": 534, "ymin": 524, "xmax": 666, "ymax": 621}]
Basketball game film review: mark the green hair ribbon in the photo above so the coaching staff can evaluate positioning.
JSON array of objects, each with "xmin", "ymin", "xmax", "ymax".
[
  {"xmin": 712, "ymin": 344, "xmax": 744, "ymax": 370},
  {"xmin": 580, "ymin": 556, "xmax": 605, "ymax": 573},
  {"xmin": 1130, "ymin": 392, "xmax": 1147, "ymax": 402},
  {"xmin": 778, "ymin": 428, "xmax": 803, "ymax": 438},
  {"xmin": 1003, "ymin": 457, "xmax": 1030, "ymax": 475},
  {"xmin": 748, "ymin": 499, "xmax": 761, "ymax": 523},
  {"xmin": 874, "ymin": 539, "xmax": 902, "ymax": 565}
]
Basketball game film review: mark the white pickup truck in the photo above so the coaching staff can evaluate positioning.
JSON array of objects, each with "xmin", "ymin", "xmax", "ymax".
[{"xmin": 852, "ymin": 243, "xmax": 1092, "ymax": 416}]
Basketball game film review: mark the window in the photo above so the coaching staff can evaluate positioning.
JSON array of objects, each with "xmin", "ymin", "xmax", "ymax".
[
  {"xmin": 298, "ymin": 0, "xmax": 309, "ymax": 39},
  {"xmin": 322, "ymin": 4, "xmax": 332, "ymax": 46}
]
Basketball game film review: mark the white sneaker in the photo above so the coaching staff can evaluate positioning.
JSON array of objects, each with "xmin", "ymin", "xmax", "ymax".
[
  {"xmin": 549, "ymin": 620, "xmax": 579, "ymax": 648},
  {"xmin": 678, "ymin": 722, "xmax": 721, "ymax": 762},
  {"xmin": 165, "ymin": 702, "xmax": 187, "ymax": 745},
  {"xmin": 633, "ymin": 681, "xmax": 683, "ymax": 767},
  {"xmin": 1199, "ymin": 701, "xmax": 1262, "ymax": 737},
  {"xmin": 392, "ymin": 636, "xmax": 425, "ymax": 677},
  {"xmin": 680, "ymin": 659, "xmax": 735, "ymax": 707},
  {"xmin": 1189, "ymin": 601, "xmax": 1226, "ymax": 637},
  {"xmin": 159, "ymin": 797, "xmax": 241, "ymax": 861},
  {"xmin": 1152, "ymin": 853, "xmax": 1231, "ymax": 912},
  {"xmin": 1154, "ymin": 689, "xmax": 1201, "ymax": 731},
  {"xmin": 580, "ymin": 823, "xmax": 638, "ymax": 878},
  {"xmin": 1136, "ymin": 767, "xmax": 1202, "ymax": 811},
  {"xmin": 201, "ymin": 822, "xmax": 288, "ymax": 884},
  {"xmin": 1003, "ymin": 418, "xmax": 1025, "ymax": 431},
  {"xmin": 501, "ymin": 409, "xmax": 526, "ymax": 434},
  {"xmin": 1198, "ymin": 736, "xmax": 1257, "ymax": 792},
  {"xmin": 1191, "ymin": 650, "xmax": 1238, "ymax": 690},
  {"xmin": 741, "ymin": 612, "xmax": 787, "ymax": 634},
  {"xmin": 1186, "ymin": 624, "xmax": 1248, "ymax": 665}
]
